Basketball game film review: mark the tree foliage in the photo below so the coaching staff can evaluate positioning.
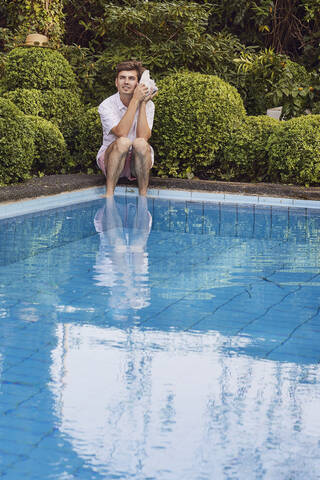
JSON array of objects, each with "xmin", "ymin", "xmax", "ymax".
[{"xmin": 1, "ymin": 0, "xmax": 65, "ymax": 48}]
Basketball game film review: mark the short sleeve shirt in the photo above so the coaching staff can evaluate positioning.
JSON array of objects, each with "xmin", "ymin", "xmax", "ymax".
[{"xmin": 96, "ymin": 92, "xmax": 155, "ymax": 161}]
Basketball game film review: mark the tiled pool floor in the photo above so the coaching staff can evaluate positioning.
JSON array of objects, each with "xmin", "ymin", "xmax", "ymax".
[{"xmin": 0, "ymin": 193, "xmax": 320, "ymax": 479}]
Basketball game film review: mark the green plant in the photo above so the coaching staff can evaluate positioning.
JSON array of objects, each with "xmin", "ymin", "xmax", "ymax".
[
  {"xmin": 235, "ymin": 49, "xmax": 311, "ymax": 117},
  {"xmin": 311, "ymin": 101, "xmax": 320, "ymax": 113},
  {"xmin": 3, "ymin": 0, "xmax": 65, "ymax": 47},
  {"xmin": 4, "ymin": 47, "xmax": 78, "ymax": 91},
  {"xmin": 220, "ymin": 115, "xmax": 280, "ymax": 182},
  {"xmin": 0, "ymin": 98, "xmax": 35, "ymax": 185},
  {"xmin": 3, "ymin": 87, "xmax": 84, "ymax": 155},
  {"xmin": 152, "ymin": 71, "xmax": 246, "ymax": 179},
  {"xmin": 59, "ymin": 44, "xmax": 98, "ymax": 104},
  {"xmin": 267, "ymin": 114, "xmax": 320, "ymax": 185},
  {"xmin": 3, "ymin": 89, "xmax": 46, "ymax": 116},
  {"xmin": 73, "ymin": 106, "xmax": 101, "ymax": 173},
  {"xmin": 25, "ymin": 115, "xmax": 67, "ymax": 174},
  {"xmin": 40, "ymin": 88, "xmax": 84, "ymax": 151},
  {"xmin": 97, "ymin": 1, "xmax": 210, "ymax": 47}
]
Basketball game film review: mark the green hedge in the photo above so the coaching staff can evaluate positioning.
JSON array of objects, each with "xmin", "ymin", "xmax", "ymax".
[
  {"xmin": 152, "ymin": 72, "xmax": 246, "ymax": 178},
  {"xmin": 25, "ymin": 115, "xmax": 67, "ymax": 175},
  {"xmin": 267, "ymin": 115, "xmax": 320, "ymax": 185},
  {"xmin": 4, "ymin": 47, "xmax": 78, "ymax": 91},
  {"xmin": 3, "ymin": 87, "xmax": 84, "ymax": 155},
  {"xmin": 220, "ymin": 115, "xmax": 279, "ymax": 182},
  {"xmin": 0, "ymin": 98, "xmax": 35, "ymax": 185},
  {"xmin": 3, "ymin": 88, "xmax": 45, "ymax": 116},
  {"xmin": 73, "ymin": 106, "xmax": 101, "ymax": 173}
]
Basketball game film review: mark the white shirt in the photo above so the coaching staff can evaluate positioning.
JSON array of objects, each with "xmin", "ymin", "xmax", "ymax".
[{"xmin": 97, "ymin": 92, "xmax": 155, "ymax": 162}]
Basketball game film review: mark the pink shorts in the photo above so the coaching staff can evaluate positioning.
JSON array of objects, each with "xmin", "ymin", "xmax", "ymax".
[
  {"xmin": 98, "ymin": 148, "xmax": 135, "ymax": 181},
  {"xmin": 97, "ymin": 145, "xmax": 154, "ymax": 181}
]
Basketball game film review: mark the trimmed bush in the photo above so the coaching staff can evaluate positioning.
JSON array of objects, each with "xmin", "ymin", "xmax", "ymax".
[
  {"xmin": 220, "ymin": 115, "xmax": 280, "ymax": 182},
  {"xmin": 25, "ymin": 115, "xmax": 67, "ymax": 174},
  {"xmin": 0, "ymin": 98, "xmax": 35, "ymax": 185},
  {"xmin": 73, "ymin": 107, "xmax": 101, "ymax": 173},
  {"xmin": 152, "ymin": 72, "xmax": 246, "ymax": 178},
  {"xmin": 4, "ymin": 47, "xmax": 78, "ymax": 91},
  {"xmin": 3, "ymin": 88, "xmax": 84, "ymax": 155},
  {"xmin": 0, "ymin": 95, "xmax": 22, "ymax": 117},
  {"xmin": 41, "ymin": 89, "xmax": 84, "ymax": 152},
  {"xmin": 267, "ymin": 115, "xmax": 320, "ymax": 185},
  {"xmin": 3, "ymin": 88, "xmax": 46, "ymax": 116}
]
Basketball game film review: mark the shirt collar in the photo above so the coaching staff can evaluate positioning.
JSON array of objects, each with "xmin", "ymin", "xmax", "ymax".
[{"xmin": 116, "ymin": 92, "xmax": 127, "ymax": 111}]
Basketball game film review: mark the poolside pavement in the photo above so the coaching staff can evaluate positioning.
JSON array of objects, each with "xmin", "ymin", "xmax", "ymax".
[{"xmin": 1, "ymin": 173, "xmax": 320, "ymax": 204}]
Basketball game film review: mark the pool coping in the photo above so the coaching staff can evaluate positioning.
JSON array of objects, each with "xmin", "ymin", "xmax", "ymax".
[
  {"xmin": 1, "ymin": 174, "xmax": 320, "ymax": 220},
  {"xmin": 1, "ymin": 174, "xmax": 320, "ymax": 203}
]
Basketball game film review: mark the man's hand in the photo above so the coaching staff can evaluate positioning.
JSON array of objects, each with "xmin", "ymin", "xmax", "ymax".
[
  {"xmin": 133, "ymin": 83, "xmax": 149, "ymax": 103},
  {"xmin": 143, "ymin": 90, "xmax": 158, "ymax": 103}
]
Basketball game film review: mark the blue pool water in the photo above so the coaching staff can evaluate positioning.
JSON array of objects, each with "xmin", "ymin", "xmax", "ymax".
[{"xmin": 0, "ymin": 194, "xmax": 320, "ymax": 479}]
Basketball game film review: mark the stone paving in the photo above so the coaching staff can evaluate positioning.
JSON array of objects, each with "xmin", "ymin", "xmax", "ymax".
[{"xmin": 1, "ymin": 174, "xmax": 320, "ymax": 204}]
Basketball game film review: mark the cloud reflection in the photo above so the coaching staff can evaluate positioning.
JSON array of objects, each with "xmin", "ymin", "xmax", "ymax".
[{"xmin": 50, "ymin": 324, "xmax": 320, "ymax": 479}]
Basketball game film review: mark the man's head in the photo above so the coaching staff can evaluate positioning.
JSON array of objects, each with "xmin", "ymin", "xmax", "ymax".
[
  {"xmin": 116, "ymin": 60, "xmax": 145, "ymax": 81},
  {"xmin": 115, "ymin": 60, "xmax": 145, "ymax": 97}
]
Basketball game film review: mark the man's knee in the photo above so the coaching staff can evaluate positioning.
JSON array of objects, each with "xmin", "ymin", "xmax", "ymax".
[
  {"xmin": 133, "ymin": 138, "xmax": 150, "ymax": 156},
  {"xmin": 115, "ymin": 137, "xmax": 132, "ymax": 154}
]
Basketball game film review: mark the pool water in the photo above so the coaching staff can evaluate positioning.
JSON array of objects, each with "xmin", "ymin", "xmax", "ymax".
[{"xmin": 0, "ymin": 195, "xmax": 320, "ymax": 479}]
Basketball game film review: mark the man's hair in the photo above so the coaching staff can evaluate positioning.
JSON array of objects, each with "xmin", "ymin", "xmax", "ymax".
[{"xmin": 116, "ymin": 60, "xmax": 145, "ymax": 81}]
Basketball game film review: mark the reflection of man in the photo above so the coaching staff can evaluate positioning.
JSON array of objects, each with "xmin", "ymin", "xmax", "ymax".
[
  {"xmin": 96, "ymin": 60, "xmax": 156, "ymax": 197},
  {"xmin": 93, "ymin": 196, "xmax": 152, "ymax": 318}
]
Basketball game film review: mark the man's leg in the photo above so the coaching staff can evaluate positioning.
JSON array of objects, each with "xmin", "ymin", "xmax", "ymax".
[
  {"xmin": 104, "ymin": 137, "xmax": 132, "ymax": 197},
  {"xmin": 132, "ymin": 138, "xmax": 152, "ymax": 196}
]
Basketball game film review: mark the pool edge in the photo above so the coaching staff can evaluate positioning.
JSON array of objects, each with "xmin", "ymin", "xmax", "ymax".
[{"xmin": 1, "ymin": 184, "xmax": 320, "ymax": 220}]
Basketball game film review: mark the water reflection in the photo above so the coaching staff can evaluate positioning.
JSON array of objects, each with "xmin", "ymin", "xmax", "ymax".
[
  {"xmin": 93, "ymin": 197, "xmax": 151, "ymax": 319},
  {"xmin": 50, "ymin": 325, "xmax": 320, "ymax": 479}
]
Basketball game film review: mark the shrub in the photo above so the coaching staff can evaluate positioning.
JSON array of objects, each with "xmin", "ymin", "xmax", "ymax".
[
  {"xmin": 40, "ymin": 89, "xmax": 84, "ymax": 152},
  {"xmin": 267, "ymin": 115, "xmax": 320, "ymax": 185},
  {"xmin": 220, "ymin": 115, "xmax": 280, "ymax": 182},
  {"xmin": 152, "ymin": 71, "xmax": 246, "ymax": 178},
  {"xmin": 25, "ymin": 115, "xmax": 67, "ymax": 175},
  {"xmin": 4, "ymin": 47, "xmax": 78, "ymax": 91},
  {"xmin": 311, "ymin": 101, "xmax": 320, "ymax": 114},
  {"xmin": 0, "ymin": 98, "xmax": 35, "ymax": 185},
  {"xmin": 235, "ymin": 50, "xmax": 311, "ymax": 117},
  {"xmin": 3, "ymin": 88, "xmax": 46, "ymax": 116},
  {"xmin": 73, "ymin": 107, "xmax": 101, "ymax": 173},
  {"xmin": 0, "ymin": 95, "xmax": 22, "ymax": 117},
  {"xmin": 3, "ymin": 87, "xmax": 84, "ymax": 155},
  {"xmin": 60, "ymin": 45, "xmax": 98, "ymax": 105}
]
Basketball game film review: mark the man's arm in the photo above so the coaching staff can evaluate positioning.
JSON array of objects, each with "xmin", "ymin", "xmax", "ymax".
[
  {"xmin": 112, "ymin": 84, "xmax": 148, "ymax": 138},
  {"xmin": 136, "ymin": 91, "xmax": 157, "ymax": 140},
  {"xmin": 136, "ymin": 102, "xmax": 151, "ymax": 141}
]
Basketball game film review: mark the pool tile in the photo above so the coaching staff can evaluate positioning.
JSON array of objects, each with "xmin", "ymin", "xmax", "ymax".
[
  {"xmin": 190, "ymin": 191, "xmax": 224, "ymax": 203},
  {"xmin": 266, "ymin": 350, "xmax": 318, "ymax": 364},
  {"xmin": 158, "ymin": 189, "xmax": 191, "ymax": 200},
  {"xmin": 1, "ymin": 190, "xmax": 320, "ymax": 479}
]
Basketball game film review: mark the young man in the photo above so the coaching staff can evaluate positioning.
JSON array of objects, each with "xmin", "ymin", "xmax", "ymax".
[{"xmin": 97, "ymin": 60, "xmax": 156, "ymax": 197}]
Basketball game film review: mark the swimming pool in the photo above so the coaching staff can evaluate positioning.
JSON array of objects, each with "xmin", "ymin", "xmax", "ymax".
[{"xmin": 0, "ymin": 193, "xmax": 320, "ymax": 479}]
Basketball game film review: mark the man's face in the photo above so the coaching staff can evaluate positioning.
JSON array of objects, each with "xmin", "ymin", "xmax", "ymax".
[{"xmin": 116, "ymin": 69, "xmax": 139, "ymax": 96}]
